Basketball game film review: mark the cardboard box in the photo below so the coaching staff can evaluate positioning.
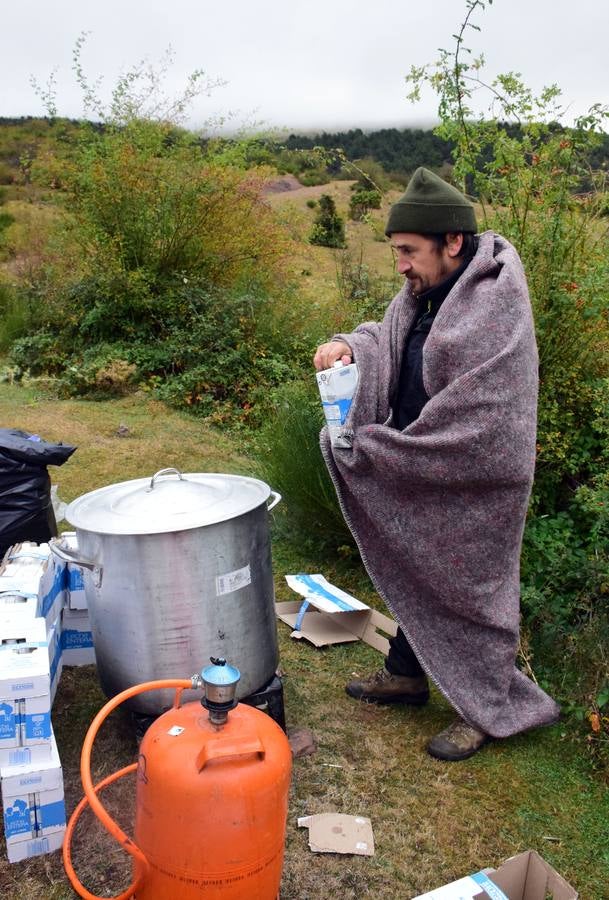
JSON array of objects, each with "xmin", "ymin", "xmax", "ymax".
[
  {"xmin": 1, "ymin": 731, "xmax": 66, "ymax": 862},
  {"xmin": 413, "ymin": 850, "xmax": 578, "ymax": 900},
  {"xmin": 0, "ymin": 544, "xmax": 49, "ymax": 624},
  {"xmin": 277, "ymin": 574, "xmax": 397, "ymax": 652},
  {"xmin": 0, "ymin": 590, "xmax": 38, "ymax": 621},
  {"xmin": 0, "ymin": 742, "xmax": 53, "ymax": 768},
  {"xmin": 62, "ymin": 532, "xmax": 88, "ymax": 611},
  {"xmin": 0, "ymin": 544, "xmax": 49, "ymax": 597},
  {"xmin": 0, "ymin": 617, "xmax": 52, "ymax": 764},
  {"xmin": 61, "ymin": 607, "xmax": 95, "ymax": 666},
  {"xmin": 0, "ymin": 542, "xmax": 66, "ymax": 627}
]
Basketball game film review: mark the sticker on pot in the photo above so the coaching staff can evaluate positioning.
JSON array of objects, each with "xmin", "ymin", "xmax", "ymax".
[{"xmin": 216, "ymin": 564, "xmax": 252, "ymax": 597}]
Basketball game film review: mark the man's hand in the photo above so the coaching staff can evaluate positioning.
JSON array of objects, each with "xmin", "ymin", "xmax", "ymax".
[{"xmin": 313, "ymin": 340, "xmax": 353, "ymax": 372}]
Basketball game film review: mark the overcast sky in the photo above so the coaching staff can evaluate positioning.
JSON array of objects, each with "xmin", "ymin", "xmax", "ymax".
[{"xmin": 2, "ymin": 1, "xmax": 608, "ymax": 135}]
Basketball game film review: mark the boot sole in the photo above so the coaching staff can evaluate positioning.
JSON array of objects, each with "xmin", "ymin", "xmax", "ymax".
[
  {"xmin": 345, "ymin": 687, "xmax": 430, "ymax": 706},
  {"xmin": 426, "ymin": 736, "xmax": 491, "ymax": 762}
]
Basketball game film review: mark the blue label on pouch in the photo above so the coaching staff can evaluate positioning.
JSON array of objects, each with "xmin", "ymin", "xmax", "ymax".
[{"xmin": 322, "ymin": 397, "xmax": 352, "ymax": 425}]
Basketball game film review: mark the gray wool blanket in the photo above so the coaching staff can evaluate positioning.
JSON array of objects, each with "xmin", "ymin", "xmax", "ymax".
[{"xmin": 321, "ymin": 231, "xmax": 559, "ymax": 738}]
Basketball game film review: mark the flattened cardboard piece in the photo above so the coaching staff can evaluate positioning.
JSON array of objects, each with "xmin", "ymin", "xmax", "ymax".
[
  {"xmin": 298, "ymin": 813, "xmax": 374, "ymax": 856},
  {"xmin": 277, "ymin": 574, "xmax": 397, "ymax": 651},
  {"xmin": 413, "ymin": 850, "xmax": 578, "ymax": 900}
]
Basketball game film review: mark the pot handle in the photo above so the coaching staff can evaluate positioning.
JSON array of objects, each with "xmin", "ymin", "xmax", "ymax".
[
  {"xmin": 267, "ymin": 490, "xmax": 282, "ymax": 511},
  {"xmin": 148, "ymin": 467, "xmax": 184, "ymax": 490},
  {"xmin": 49, "ymin": 537, "xmax": 103, "ymax": 589}
]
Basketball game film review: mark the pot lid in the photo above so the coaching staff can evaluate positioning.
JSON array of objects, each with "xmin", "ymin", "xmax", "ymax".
[{"xmin": 66, "ymin": 468, "xmax": 272, "ymax": 535}]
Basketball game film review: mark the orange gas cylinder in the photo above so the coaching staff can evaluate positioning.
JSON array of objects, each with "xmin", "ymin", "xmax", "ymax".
[{"xmin": 64, "ymin": 661, "xmax": 292, "ymax": 900}]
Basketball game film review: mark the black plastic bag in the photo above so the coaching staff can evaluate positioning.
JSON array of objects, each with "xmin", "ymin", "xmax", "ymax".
[{"xmin": 0, "ymin": 429, "xmax": 77, "ymax": 557}]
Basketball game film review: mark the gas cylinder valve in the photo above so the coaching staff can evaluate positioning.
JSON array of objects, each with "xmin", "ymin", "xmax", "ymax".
[{"xmin": 200, "ymin": 658, "xmax": 241, "ymax": 726}]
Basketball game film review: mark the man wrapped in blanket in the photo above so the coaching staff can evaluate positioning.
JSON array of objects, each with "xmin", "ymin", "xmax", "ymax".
[{"xmin": 314, "ymin": 168, "xmax": 559, "ymax": 761}]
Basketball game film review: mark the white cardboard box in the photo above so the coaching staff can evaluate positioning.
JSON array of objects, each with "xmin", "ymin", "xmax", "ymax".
[
  {"xmin": 276, "ymin": 574, "xmax": 397, "ymax": 652},
  {"xmin": 61, "ymin": 606, "xmax": 95, "ymax": 666},
  {"xmin": 0, "ymin": 617, "xmax": 52, "ymax": 764},
  {"xmin": 1, "ymin": 731, "xmax": 66, "ymax": 862},
  {"xmin": 413, "ymin": 850, "xmax": 578, "ymax": 900},
  {"xmin": 0, "ymin": 590, "xmax": 39, "ymax": 620},
  {"xmin": 0, "ymin": 616, "xmax": 50, "ymax": 699},
  {"xmin": 0, "ymin": 544, "xmax": 49, "ymax": 599}
]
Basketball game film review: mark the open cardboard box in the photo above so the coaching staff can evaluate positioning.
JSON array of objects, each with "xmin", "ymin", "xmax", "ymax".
[
  {"xmin": 413, "ymin": 850, "xmax": 578, "ymax": 900},
  {"xmin": 276, "ymin": 574, "xmax": 397, "ymax": 653}
]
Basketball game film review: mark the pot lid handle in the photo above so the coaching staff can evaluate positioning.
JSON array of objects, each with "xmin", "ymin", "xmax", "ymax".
[{"xmin": 148, "ymin": 468, "xmax": 185, "ymax": 491}]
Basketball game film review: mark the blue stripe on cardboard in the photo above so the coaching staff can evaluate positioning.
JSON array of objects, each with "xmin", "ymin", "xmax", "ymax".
[
  {"xmin": 294, "ymin": 574, "xmax": 356, "ymax": 611},
  {"xmin": 38, "ymin": 798, "xmax": 66, "ymax": 830},
  {"xmin": 49, "ymin": 639, "xmax": 61, "ymax": 683},
  {"xmin": 0, "ymin": 642, "xmax": 48, "ymax": 652},
  {"xmin": 294, "ymin": 600, "xmax": 310, "ymax": 631},
  {"xmin": 39, "ymin": 564, "xmax": 67, "ymax": 618},
  {"xmin": 470, "ymin": 872, "xmax": 509, "ymax": 900},
  {"xmin": 68, "ymin": 568, "xmax": 85, "ymax": 590}
]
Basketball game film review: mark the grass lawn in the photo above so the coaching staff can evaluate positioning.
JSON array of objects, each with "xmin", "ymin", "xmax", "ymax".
[{"xmin": 0, "ymin": 383, "xmax": 608, "ymax": 899}]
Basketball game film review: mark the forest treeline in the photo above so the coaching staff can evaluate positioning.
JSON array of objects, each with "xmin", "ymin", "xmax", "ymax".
[{"xmin": 283, "ymin": 122, "xmax": 609, "ymax": 186}]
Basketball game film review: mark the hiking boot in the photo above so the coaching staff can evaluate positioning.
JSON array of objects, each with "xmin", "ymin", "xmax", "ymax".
[
  {"xmin": 345, "ymin": 667, "xmax": 429, "ymax": 705},
  {"xmin": 426, "ymin": 717, "xmax": 490, "ymax": 761}
]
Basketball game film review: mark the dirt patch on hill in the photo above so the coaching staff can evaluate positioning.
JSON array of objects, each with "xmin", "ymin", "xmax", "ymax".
[{"xmin": 262, "ymin": 174, "xmax": 303, "ymax": 194}]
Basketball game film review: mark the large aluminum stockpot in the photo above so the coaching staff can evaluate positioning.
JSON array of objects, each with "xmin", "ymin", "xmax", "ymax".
[{"xmin": 51, "ymin": 468, "xmax": 281, "ymax": 715}]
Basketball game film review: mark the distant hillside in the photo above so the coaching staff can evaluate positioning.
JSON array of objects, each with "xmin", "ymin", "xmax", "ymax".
[{"xmin": 1, "ymin": 116, "xmax": 608, "ymax": 192}]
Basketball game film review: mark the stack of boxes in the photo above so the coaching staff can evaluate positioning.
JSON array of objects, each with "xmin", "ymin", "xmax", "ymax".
[{"xmin": 0, "ymin": 537, "xmax": 95, "ymax": 862}]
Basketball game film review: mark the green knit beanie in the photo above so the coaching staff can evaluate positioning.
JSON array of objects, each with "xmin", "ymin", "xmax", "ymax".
[{"xmin": 385, "ymin": 167, "xmax": 477, "ymax": 236}]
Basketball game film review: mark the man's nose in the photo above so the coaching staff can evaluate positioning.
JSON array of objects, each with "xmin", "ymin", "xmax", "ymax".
[{"xmin": 398, "ymin": 258, "xmax": 411, "ymax": 275}]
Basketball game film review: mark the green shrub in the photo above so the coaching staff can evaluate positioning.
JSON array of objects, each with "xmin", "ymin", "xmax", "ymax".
[
  {"xmin": 0, "ymin": 283, "xmax": 32, "ymax": 351},
  {"xmin": 349, "ymin": 188, "xmax": 382, "ymax": 221},
  {"xmin": 10, "ymin": 330, "xmax": 67, "ymax": 376},
  {"xmin": 309, "ymin": 194, "xmax": 346, "ymax": 249},
  {"xmin": 306, "ymin": 199, "xmax": 317, "ymax": 209},
  {"xmin": 57, "ymin": 347, "xmax": 137, "ymax": 398}
]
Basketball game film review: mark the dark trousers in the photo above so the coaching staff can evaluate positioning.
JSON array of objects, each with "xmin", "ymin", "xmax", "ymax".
[{"xmin": 385, "ymin": 627, "xmax": 425, "ymax": 678}]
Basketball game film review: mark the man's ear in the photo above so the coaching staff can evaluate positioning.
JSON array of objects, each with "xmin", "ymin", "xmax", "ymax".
[{"xmin": 445, "ymin": 233, "xmax": 464, "ymax": 258}]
